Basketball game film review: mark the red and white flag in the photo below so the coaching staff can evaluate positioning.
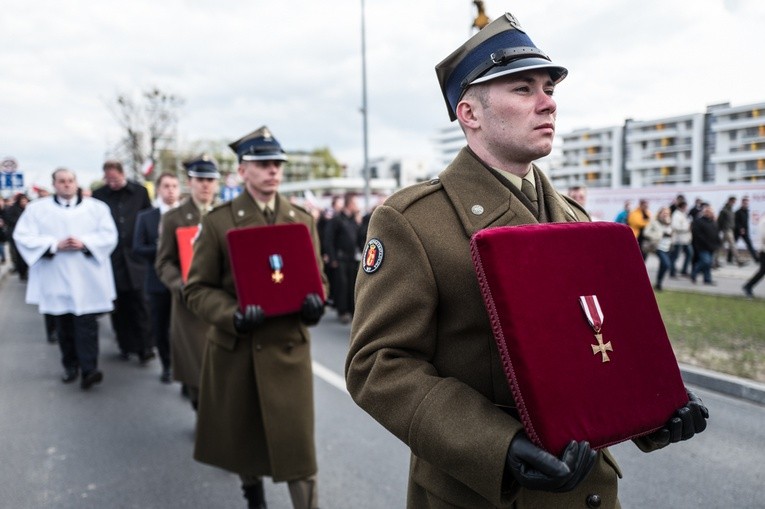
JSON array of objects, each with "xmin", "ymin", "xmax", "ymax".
[{"xmin": 141, "ymin": 158, "xmax": 155, "ymax": 178}]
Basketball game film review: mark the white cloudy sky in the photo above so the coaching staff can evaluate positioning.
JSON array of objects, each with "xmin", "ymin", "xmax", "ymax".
[{"xmin": 2, "ymin": 0, "xmax": 764, "ymax": 188}]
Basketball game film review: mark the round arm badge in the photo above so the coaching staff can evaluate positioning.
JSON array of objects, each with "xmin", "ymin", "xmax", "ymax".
[{"xmin": 362, "ymin": 238, "xmax": 384, "ymax": 274}]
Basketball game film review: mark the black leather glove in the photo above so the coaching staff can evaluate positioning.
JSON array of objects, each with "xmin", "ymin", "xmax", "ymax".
[
  {"xmin": 300, "ymin": 293, "xmax": 325, "ymax": 326},
  {"xmin": 233, "ymin": 305, "xmax": 265, "ymax": 334},
  {"xmin": 506, "ymin": 433, "xmax": 597, "ymax": 492},
  {"xmin": 645, "ymin": 389, "xmax": 709, "ymax": 447}
]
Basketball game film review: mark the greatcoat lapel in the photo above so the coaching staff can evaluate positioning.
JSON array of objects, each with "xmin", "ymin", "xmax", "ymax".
[
  {"xmin": 440, "ymin": 149, "xmax": 527, "ymax": 238},
  {"xmin": 179, "ymin": 199, "xmax": 201, "ymax": 226},
  {"xmin": 229, "ymin": 192, "xmax": 300, "ymax": 227},
  {"xmin": 273, "ymin": 194, "xmax": 300, "ymax": 225},
  {"xmin": 538, "ymin": 169, "xmax": 581, "ymax": 223}
]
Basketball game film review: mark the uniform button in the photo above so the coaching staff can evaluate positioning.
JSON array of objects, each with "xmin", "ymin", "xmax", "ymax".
[
  {"xmin": 286, "ymin": 342, "xmax": 294, "ymax": 352},
  {"xmin": 586, "ymin": 494, "xmax": 602, "ymax": 508},
  {"xmin": 255, "ymin": 344, "xmax": 262, "ymax": 351}
]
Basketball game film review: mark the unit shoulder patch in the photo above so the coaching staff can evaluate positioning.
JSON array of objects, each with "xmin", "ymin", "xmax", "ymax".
[{"xmin": 361, "ymin": 238, "xmax": 384, "ymax": 274}]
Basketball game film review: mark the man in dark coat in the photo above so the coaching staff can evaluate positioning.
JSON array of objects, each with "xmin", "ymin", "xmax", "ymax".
[
  {"xmin": 717, "ymin": 195, "xmax": 743, "ymax": 266},
  {"xmin": 692, "ymin": 203, "xmax": 723, "ymax": 285},
  {"xmin": 184, "ymin": 127, "xmax": 327, "ymax": 509},
  {"xmin": 323, "ymin": 192, "xmax": 361, "ymax": 324},
  {"xmin": 4, "ymin": 193, "xmax": 30, "ymax": 280},
  {"xmin": 93, "ymin": 160, "xmax": 155, "ymax": 362},
  {"xmin": 735, "ymin": 196, "xmax": 759, "ymax": 262},
  {"xmin": 346, "ymin": 13, "xmax": 708, "ymax": 509},
  {"xmin": 317, "ymin": 195, "xmax": 343, "ymax": 308},
  {"xmin": 133, "ymin": 172, "xmax": 180, "ymax": 383}
]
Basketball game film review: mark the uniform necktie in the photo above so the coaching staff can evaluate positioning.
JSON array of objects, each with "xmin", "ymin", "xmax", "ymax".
[
  {"xmin": 264, "ymin": 207, "xmax": 274, "ymax": 225},
  {"xmin": 521, "ymin": 179, "xmax": 539, "ymax": 218}
]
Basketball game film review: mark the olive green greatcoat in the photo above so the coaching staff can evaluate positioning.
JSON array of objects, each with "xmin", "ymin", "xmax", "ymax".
[
  {"xmin": 155, "ymin": 198, "xmax": 208, "ymax": 388},
  {"xmin": 184, "ymin": 191, "xmax": 327, "ymax": 482},
  {"xmin": 346, "ymin": 148, "xmax": 627, "ymax": 508}
]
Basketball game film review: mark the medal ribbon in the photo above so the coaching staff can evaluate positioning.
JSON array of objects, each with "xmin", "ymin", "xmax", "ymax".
[
  {"xmin": 269, "ymin": 254, "xmax": 283, "ymax": 271},
  {"xmin": 579, "ymin": 295, "xmax": 604, "ymax": 333}
]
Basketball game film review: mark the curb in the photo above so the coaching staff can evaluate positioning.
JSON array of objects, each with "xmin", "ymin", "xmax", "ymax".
[{"xmin": 680, "ymin": 363, "xmax": 765, "ymax": 406}]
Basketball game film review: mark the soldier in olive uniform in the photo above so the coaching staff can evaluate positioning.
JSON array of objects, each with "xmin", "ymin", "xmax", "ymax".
[
  {"xmin": 345, "ymin": 13, "xmax": 708, "ymax": 509},
  {"xmin": 155, "ymin": 156, "xmax": 220, "ymax": 405},
  {"xmin": 184, "ymin": 127, "xmax": 327, "ymax": 509}
]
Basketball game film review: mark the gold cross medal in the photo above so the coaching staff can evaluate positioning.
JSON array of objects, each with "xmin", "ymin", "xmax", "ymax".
[
  {"xmin": 269, "ymin": 254, "xmax": 284, "ymax": 283},
  {"xmin": 578, "ymin": 295, "xmax": 613, "ymax": 363}
]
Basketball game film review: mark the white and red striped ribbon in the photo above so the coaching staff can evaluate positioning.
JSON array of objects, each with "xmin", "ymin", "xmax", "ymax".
[{"xmin": 579, "ymin": 295, "xmax": 604, "ymax": 333}]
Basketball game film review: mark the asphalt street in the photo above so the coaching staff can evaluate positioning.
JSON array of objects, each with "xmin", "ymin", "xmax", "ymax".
[{"xmin": 0, "ymin": 273, "xmax": 763, "ymax": 508}]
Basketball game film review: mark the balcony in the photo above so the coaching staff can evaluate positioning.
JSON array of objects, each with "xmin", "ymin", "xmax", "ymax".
[
  {"xmin": 711, "ymin": 149, "xmax": 765, "ymax": 164},
  {"xmin": 711, "ymin": 117, "xmax": 765, "ymax": 132},
  {"xmin": 626, "ymin": 128, "xmax": 681, "ymax": 143}
]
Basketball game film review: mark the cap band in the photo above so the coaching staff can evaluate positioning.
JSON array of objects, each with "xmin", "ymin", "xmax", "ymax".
[
  {"xmin": 187, "ymin": 169, "xmax": 220, "ymax": 178},
  {"xmin": 445, "ymin": 29, "xmax": 536, "ymax": 116},
  {"xmin": 461, "ymin": 46, "xmax": 550, "ymax": 88},
  {"xmin": 241, "ymin": 153, "xmax": 288, "ymax": 162}
]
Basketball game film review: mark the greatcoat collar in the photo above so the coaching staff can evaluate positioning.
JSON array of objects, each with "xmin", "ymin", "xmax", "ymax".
[
  {"xmin": 438, "ymin": 147, "xmax": 580, "ymax": 238},
  {"xmin": 229, "ymin": 191, "xmax": 299, "ymax": 227}
]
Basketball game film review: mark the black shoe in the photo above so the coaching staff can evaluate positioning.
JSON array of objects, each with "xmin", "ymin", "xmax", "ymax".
[
  {"xmin": 61, "ymin": 369, "xmax": 79, "ymax": 384},
  {"xmin": 81, "ymin": 370, "xmax": 103, "ymax": 390},
  {"xmin": 139, "ymin": 350, "xmax": 156, "ymax": 365},
  {"xmin": 160, "ymin": 368, "xmax": 172, "ymax": 384},
  {"xmin": 117, "ymin": 351, "xmax": 131, "ymax": 361},
  {"xmin": 653, "ymin": 284, "xmax": 662, "ymax": 292},
  {"xmin": 242, "ymin": 480, "xmax": 267, "ymax": 509},
  {"xmin": 743, "ymin": 286, "xmax": 754, "ymax": 298}
]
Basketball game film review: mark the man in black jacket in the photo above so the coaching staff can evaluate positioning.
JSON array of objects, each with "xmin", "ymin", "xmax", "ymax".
[
  {"xmin": 93, "ymin": 160, "xmax": 155, "ymax": 363},
  {"xmin": 324, "ymin": 192, "xmax": 361, "ymax": 324},
  {"xmin": 691, "ymin": 203, "xmax": 722, "ymax": 285},
  {"xmin": 717, "ymin": 196, "xmax": 744, "ymax": 267},
  {"xmin": 133, "ymin": 172, "xmax": 180, "ymax": 382},
  {"xmin": 4, "ymin": 193, "xmax": 29, "ymax": 280},
  {"xmin": 735, "ymin": 196, "xmax": 759, "ymax": 263}
]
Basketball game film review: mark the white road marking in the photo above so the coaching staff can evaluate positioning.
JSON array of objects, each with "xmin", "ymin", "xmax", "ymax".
[{"xmin": 312, "ymin": 361, "xmax": 349, "ymax": 395}]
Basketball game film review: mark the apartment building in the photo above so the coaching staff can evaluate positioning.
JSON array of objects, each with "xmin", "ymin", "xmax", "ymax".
[{"xmin": 550, "ymin": 101, "xmax": 765, "ymax": 190}]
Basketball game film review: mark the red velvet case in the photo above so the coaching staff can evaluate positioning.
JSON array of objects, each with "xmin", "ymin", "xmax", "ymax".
[
  {"xmin": 227, "ymin": 223, "xmax": 324, "ymax": 317},
  {"xmin": 470, "ymin": 222, "xmax": 688, "ymax": 456},
  {"xmin": 175, "ymin": 225, "xmax": 199, "ymax": 284}
]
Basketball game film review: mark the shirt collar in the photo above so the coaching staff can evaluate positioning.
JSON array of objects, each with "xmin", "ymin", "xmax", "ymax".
[
  {"xmin": 158, "ymin": 200, "xmax": 178, "ymax": 215},
  {"xmin": 255, "ymin": 196, "xmax": 276, "ymax": 213},
  {"xmin": 493, "ymin": 166, "xmax": 535, "ymax": 191}
]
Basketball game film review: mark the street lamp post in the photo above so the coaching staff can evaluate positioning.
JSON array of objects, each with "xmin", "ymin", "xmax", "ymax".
[{"xmin": 361, "ymin": 0, "xmax": 371, "ymax": 212}]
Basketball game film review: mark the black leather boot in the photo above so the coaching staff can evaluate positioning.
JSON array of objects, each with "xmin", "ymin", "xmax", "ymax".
[{"xmin": 241, "ymin": 480, "xmax": 267, "ymax": 509}]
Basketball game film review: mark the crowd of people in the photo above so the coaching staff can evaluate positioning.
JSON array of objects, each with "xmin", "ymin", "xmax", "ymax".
[
  {"xmin": 314, "ymin": 192, "xmax": 379, "ymax": 325},
  {"xmin": 6, "ymin": 127, "xmax": 329, "ymax": 507},
  {"xmin": 616, "ymin": 193, "xmax": 762, "ymax": 294}
]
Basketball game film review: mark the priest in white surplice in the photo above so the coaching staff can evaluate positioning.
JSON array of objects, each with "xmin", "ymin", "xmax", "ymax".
[{"xmin": 14, "ymin": 168, "xmax": 118, "ymax": 390}]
